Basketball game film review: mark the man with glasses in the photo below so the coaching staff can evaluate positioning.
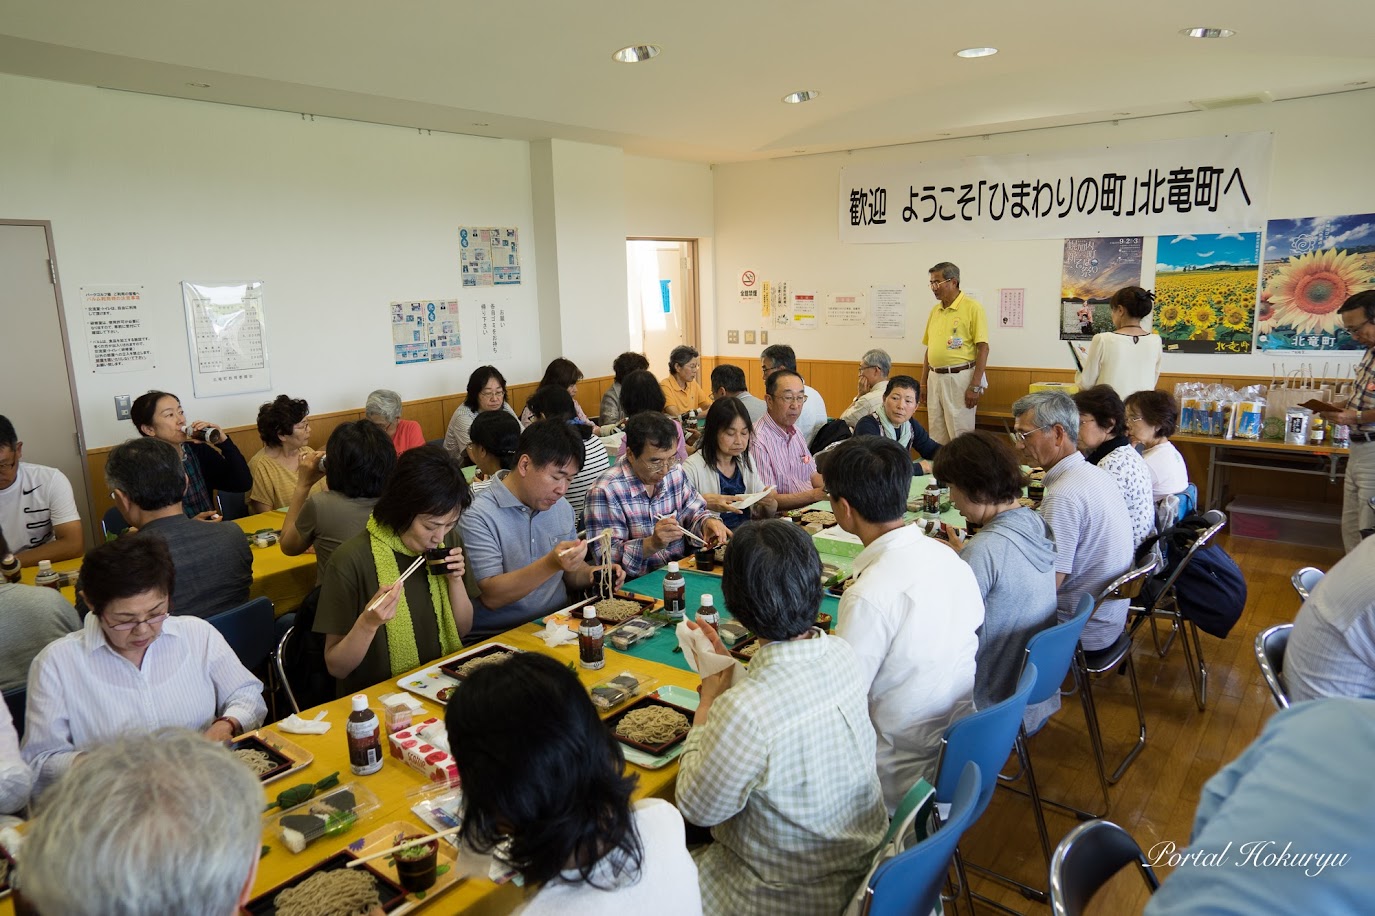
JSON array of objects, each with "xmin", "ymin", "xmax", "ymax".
[
  {"xmin": 0, "ymin": 415, "xmax": 84, "ymax": 565},
  {"xmin": 1011, "ymin": 391, "xmax": 1133, "ymax": 653},
  {"xmin": 920, "ymin": 262, "xmax": 990, "ymax": 443},
  {"xmin": 753, "ymin": 370, "xmax": 828, "ymax": 511},
  {"xmin": 585, "ymin": 412, "xmax": 729, "ymax": 578},
  {"xmin": 1320, "ymin": 291, "xmax": 1375, "ymax": 552},
  {"xmin": 840, "ymin": 348, "xmax": 892, "ymax": 430},
  {"xmin": 760, "ymin": 344, "xmax": 829, "ymax": 444}
]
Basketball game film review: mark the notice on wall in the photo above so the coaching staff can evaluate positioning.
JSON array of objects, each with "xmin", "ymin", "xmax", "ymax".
[
  {"xmin": 459, "ymin": 227, "xmax": 521, "ymax": 287},
  {"xmin": 739, "ymin": 269, "xmax": 760, "ymax": 321},
  {"xmin": 827, "ymin": 292, "xmax": 865, "ymax": 326},
  {"xmin": 998, "ymin": 288, "xmax": 1025, "ymax": 328},
  {"xmin": 1060, "ymin": 237, "xmax": 1144, "ymax": 340},
  {"xmin": 761, "ymin": 281, "xmax": 773, "ymax": 323},
  {"xmin": 869, "ymin": 285, "xmax": 907, "ymax": 339},
  {"xmin": 427, "ymin": 299, "xmax": 462, "ymax": 361},
  {"xmin": 81, "ymin": 285, "xmax": 155, "ymax": 373},
  {"xmin": 476, "ymin": 301, "xmax": 511, "ymax": 360},
  {"xmin": 772, "ymin": 280, "xmax": 791, "ymax": 329},
  {"xmin": 791, "ymin": 290, "xmax": 818, "ymax": 329},
  {"xmin": 181, "ymin": 281, "xmax": 270, "ymax": 398},
  {"xmin": 391, "ymin": 299, "xmax": 463, "ymax": 364}
]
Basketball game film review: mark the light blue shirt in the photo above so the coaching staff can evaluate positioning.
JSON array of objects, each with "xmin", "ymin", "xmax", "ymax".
[{"xmin": 1284, "ymin": 535, "xmax": 1375, "ymax": 703}]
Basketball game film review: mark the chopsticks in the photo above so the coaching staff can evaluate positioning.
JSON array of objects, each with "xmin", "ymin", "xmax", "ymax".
[
  {"xmin": 657, "ymin": 514, "xmax": 708, "ymax": 547},
  {"xmin": 557, "ymin": 539, "xmax": 587, "ymax": 558},
  {"xmin": 345, "ymin": 825, "xmax": 464, "ymax": 868},
  {"xmin": 365, "ymin": 553, "xmax": 427, "ymax": 613}
]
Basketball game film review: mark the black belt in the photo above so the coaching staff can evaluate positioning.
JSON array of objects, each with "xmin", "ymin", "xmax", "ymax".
[
  {"xmin": 932, "ymin": 362, "xmax": 975, "ymax": 374},
  {"xmin": 1350, "ymin": 430, "xmax": 1375, "ymax": 444}
]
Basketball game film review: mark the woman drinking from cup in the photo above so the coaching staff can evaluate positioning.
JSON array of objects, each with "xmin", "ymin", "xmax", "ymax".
[{"xmin": 248, "ymin": 394, "xmax": 322, "ymax": 514}]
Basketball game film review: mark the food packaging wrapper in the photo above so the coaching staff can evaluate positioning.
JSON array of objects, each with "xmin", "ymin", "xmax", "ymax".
[{"xmin": 388, "ymin": 716, "xmax": 458, "ymax": 784}]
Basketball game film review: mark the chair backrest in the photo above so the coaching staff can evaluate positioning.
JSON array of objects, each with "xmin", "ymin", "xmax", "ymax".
[
  {"xmin": 1153, "ymin": 510, "xmax": 1227, "ymax": 595},
  {"xmin": 934, "ymin": 663, "xmax": 1037, "ymax": 817},
  {"xmin": 861, "ymin": 761, "xmax": 982, "ymax": 916},
  {"xmin": 3, "ymin": 686, "xmax": 25, "ymax": 743},
  {"xmin": 207, "ymin": 596, "xmax": 276, "ymax": 671},
  {"xmin": 1255, "ymin": 623, "xmax": 1293, "ymax": 710},
  {"xmin": 101, "ymin": 505, "xmax": 130, "ymax": 540},
  {"xmin": 216, "ymin": 490, "xmax": 250, "ymax": 521},
  {"xmin": 1291, "ymin": 566, "xmax": 1323, "ymax": 603},
  {"xmin": 1022, "ymin": 596, "xmax": 1094, "ymax": 706},
  {"xmin": 1092, "ymin": 554, "xmax": 1159, "ymax": 614},
  {"xmin": 1050, "ymin": 819, "xmax": 1160, "ymax": 916},
  {"xmin": 275, "ymin": 625, "xmax": 301, "ymax": 715}
]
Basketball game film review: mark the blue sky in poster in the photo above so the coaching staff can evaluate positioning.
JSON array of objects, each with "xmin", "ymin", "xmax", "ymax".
[
  {"xmin": 1155, "ymin": 232, "xmax": 1261, "ymax": 273},
  {"xmin": 1264, "ymin": 213, "xmax": 1375, "ymax": 260}
]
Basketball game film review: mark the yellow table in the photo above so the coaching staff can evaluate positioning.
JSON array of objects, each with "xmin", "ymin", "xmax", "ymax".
[{"xmin": 16, "ymin": 512, "xmax": 317, "ymax": 616}]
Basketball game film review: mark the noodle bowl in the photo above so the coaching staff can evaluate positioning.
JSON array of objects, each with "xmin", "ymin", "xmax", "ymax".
[{"xmin": 615, "ymin": 706, "xmax": 689, "ymax": 745}]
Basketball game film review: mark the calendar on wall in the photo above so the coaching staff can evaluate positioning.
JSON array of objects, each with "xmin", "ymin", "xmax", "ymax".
[{"xmin": 180, "ymin": 280, "xmax": 271, "ymax": 397}]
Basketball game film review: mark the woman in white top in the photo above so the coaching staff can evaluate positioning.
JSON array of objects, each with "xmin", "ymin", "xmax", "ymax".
[
  {"xmin": 682, "ymin": 397, "xmax": 777, "ymax": 532},
  {"xmin": 1125, "ymin": 388, "xmax": 1190, "ymax": 500},
  {"xmin": 23, "ymin": 536, "xmax": 266, "ymax": 798},
  {"xmin": 444, "ymin": 365, "xmax": 520, "ymax": 460},
  {"xmin": 1076, "ymin": 286, "xmax": 1163, "ymax": 397},
  {"xmin": 446, "ymin": 652, "xmax": 702, "ymax": 916}
]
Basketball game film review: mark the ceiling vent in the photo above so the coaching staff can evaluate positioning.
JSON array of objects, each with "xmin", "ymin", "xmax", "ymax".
[{"xmin": 1190, "ymin": 91, "xmax": 1273, "ymax": 110}]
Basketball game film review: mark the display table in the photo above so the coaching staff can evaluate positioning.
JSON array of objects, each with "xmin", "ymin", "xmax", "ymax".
[{"xmin": 1172, "ymin": 433, "xmax": 1348, "ymax": 510}]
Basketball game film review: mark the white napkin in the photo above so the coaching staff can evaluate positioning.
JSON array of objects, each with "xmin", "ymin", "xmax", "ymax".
[
  {"xmin": 675, "ymin": 621, "xmax": 746, "ymax": 686},
  {"xmin": 277, "ymin": 711, "xmax": 331, "ymax": 735},
  {"xmin": 537, "ymin": 623, "xmax": 579, "ymax": 647}
]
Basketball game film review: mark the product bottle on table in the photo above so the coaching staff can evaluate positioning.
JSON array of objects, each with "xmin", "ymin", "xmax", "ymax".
[
  {"xmin": 33, "ymin": 560, "xmax": 60, "ymax": 589},
  {"xmin": 663, "ymin": 561, "xmax": 686, "ymax": 621},
  {"xmin": 1, "ymin": 553, "xmax": 20, "ymax": 583},
  {"xmin": 347, "ymin": 694, "xmax": 383, "ymax": 776},
  {"xmin": 922, "ymin": 480, "xmax": 941, "ymax": 518},
  {"xmin": 579, "ymin": 607, "xmax": 605, "ymax": 670},
  {"xmin": 695, "ymin": 594, "xmax": 719, "ymax": 635}
]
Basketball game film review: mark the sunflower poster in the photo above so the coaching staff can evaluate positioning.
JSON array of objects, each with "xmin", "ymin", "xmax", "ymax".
[
  {"xmin": 1153, "ymin": 233, "xmax": 1261, "ymax": 354},
  {"xmin": 1257, "ymin": 214, "xmax": 1375, "ymax": 351},
  {"xmin": 1059, "ymin": 237, "xmax": 1144, "ymax": 340}
]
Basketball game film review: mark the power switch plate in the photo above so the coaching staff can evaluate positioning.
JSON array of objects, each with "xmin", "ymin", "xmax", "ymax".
[
  {"xmin": 727, "ymin": 329, "xmax": 739, "ymax": 344},
  {"xmin": 114, "ymin": 395, "xmax": 132, "ymax": 421},
  {"xmin": 760, "ymin": 331, "xmax": 769, "ymax": 345},
  {"xmin": 744, "ymin": 330, "xmax": 756, "ymax": 345}
]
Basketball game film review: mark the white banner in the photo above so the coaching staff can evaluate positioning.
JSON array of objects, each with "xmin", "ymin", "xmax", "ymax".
[{"xmin": 840, "ymin": 132, "xmax": 1272, "ymax": 243}]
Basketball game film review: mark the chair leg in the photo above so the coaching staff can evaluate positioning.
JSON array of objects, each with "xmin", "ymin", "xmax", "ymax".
[
  {"xmin": 964, "ymin": 729, "xmax": 1051, "ymax": 904},
  {"xmin": 1075, "ymin": 663, "xmax": 1113, "ymax": 818},
  {"xmin": 1108, "ymin": 652, "xmax": 1148, "ymax": 784},
  {"xmin": 1178, "ymin": 614, "xmax": 1208, "ymax": 710}
]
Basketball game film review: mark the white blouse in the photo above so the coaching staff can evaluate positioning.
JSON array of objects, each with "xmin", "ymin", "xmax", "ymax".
[{"xmin": 1076, "ymin": 331, "xmax": 1163, "ymax": 398}]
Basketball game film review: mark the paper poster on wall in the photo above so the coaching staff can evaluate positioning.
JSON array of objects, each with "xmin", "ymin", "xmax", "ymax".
[
  {"xmin": 1257, "ymin": 213, "xmax": 1375, "ymax": 352},
  {"xmin": 181, "ymin": 281, "xmax": 270, "ymax": 397},
  {"xmin": 1059, "ymin": 237, "xmax": 1143, "ymax": 340},
  {"xmin": 476, "ymin": 301, "xmax": 511, "ymax": 360},
  {"xmin": 772, "ymin": 280, "xmax": 791, "ymax": 329},
  {"xmin": 791, "ymin": 290, "xmax": 818, "ymax": 329},
  {"xmin": 827, "ymin": 292, "xmax": 864, "ymax": 326},
  {"xmin": 1154, "ymin": 232, "xmax": 1261, "ymax": 354},
  {"xmin": 459, "ymin": 227, "xmax": 521, "ymax": 287},
  {"xmin": 738, "ymin": 269, "xmax": 760, "ymax": 319},
  {"xmin": 81, "ymin": 285, "xmax": 155, "ymax": 373},
  {"xmin": 427, "ymin": 300, "xmax": 462, "ymax": 361},
  {"xmin": 869, "ymin": 285, "xmax": 907, "ymax": 339},
  {"xmin": 760, "ymin": 281, "xmax": 772, "ymax": 323},
  {"xmin": 391, "ymin": 301, "xmax": 429, "ymax": 365},
  {"xmin": 999, "ymin": 288, "xmax": 1025, "ymax": 328}
]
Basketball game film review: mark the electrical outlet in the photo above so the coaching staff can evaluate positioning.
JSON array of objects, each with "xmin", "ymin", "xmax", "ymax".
[
  {"xmin": 760, "ymin": 331, "xmax": 769, "ymax": 345},
  {"xmin": 744, "ymin": 330, "xmax": 756, "ymax": 345},
  {"xmin": 727, "ymin": 329, "xmax": 739, "ymax": 344},
  {"xmin": 114, "ymin": 395, "xmax": 132, "ymax": 420}
]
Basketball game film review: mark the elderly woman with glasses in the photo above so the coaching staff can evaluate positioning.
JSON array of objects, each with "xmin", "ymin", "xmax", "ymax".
[
  {"xmin": 444, "ymin": 365, "xmax": 520, "ymax": 460},
  {"xmin": 22, "ymin": 536, "xmax": 266, "ymax": 799},
  {"xmin": 660, "ymin": 345, "xmax": 713, "ymax": 416},
  {"xmin": 366, "ymin": 388, "xmax": 426, "ymax": 456}
]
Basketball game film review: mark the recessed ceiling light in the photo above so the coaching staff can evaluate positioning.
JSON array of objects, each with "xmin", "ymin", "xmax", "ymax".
[
  {"xmin": 186, "ymin": 82, "xmax": 210, "ymax": 88},
  {"xmin": 1346, "ymin": 81, "xmax": 1369, "ymax": 87},
  {"xmin": 472, "ymin": 122, "xmax": 489, "ymax": 127},
  {"xmin": 1114, "ymin": 111, "xmax": 1131, "ymax": 116},
  {"xmin": 1180, "ymin": 27, "xmax": 1235, "ymax": 39},
  {"xmin": 612, "ymin": 45, "xmax": 660, "ymax": 63},
  {"xmin": 782, "ymin": 90, "xmax": 820, "ymax": 104},
  {"xmin": 955, "ymin": 47, "xmax": 998, "ymax": 59}
]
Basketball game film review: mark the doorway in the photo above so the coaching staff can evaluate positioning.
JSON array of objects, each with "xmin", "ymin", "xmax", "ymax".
[{"xmin": 626, "ymin": 239, "xmax": 699, "ymax": 375}]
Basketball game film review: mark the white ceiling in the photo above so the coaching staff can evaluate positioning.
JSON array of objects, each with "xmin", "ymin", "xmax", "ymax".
[{"xmin": 1, "ymin": 0, "xmax": 1372, "ymax": 163}]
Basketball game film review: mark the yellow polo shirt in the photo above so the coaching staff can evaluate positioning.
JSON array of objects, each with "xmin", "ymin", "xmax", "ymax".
[
  {"xmin": 660, "ymin": 375, "xmax": 712, "ymax": 415},
  {"xmin": 922, "ymin": 291, "xmax": 988, "ymax": 367}
]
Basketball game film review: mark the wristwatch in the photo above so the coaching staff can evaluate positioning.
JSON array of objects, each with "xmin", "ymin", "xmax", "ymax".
[{"xmin": 970, "ymin": 385, "xmax": 986, "ymax": 394}]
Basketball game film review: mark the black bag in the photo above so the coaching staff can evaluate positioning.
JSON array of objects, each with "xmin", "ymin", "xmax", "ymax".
[
  {"xmin": 1136, "ymin": 514, "xmax": 1247, "ymax": 639},
  {"xmin": 809, "ymin": 418, "xmax": 852, "ymax": 455},
  {"xmin": 280, "ymin": 586, "xmax": 338, "ymax": 708}
]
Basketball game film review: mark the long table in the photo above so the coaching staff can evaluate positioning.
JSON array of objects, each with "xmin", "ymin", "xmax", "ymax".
[{"xmin": 1172, "ymin": 432, "xmax": 1349, "ymax": 509}]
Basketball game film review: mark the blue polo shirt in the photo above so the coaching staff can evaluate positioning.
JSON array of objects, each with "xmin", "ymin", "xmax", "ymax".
[{"xmin": 459, "ymin": 477, "xmax": 578, "ymax": 641}]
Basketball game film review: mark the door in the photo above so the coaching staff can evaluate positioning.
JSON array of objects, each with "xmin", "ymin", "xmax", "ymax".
[
  {"xmin": 0, "ymin": 222, "xmax": 93, "ymax": 546},
  {"xmin": 626, "ymin": 239, "xmax": 699, "ymax": 374}
]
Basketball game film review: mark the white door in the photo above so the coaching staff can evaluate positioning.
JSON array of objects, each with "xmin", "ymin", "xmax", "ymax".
[
  {"xmin": 626, "ymin": 239, "xmax": 697, "ymax": 374},
  {"xmin": 0, "ymin": 222, "xmax": 93, "ymax": 546}
]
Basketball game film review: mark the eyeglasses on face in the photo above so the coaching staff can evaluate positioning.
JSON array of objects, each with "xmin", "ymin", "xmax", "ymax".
[
  {"xmin": 771, "ymin": 394, "xmax": 808, "ymax": 405},
  {"xmin": 1013, "ymin": 424, "xmax": 1050, "ymax": 442},
  {"xmin": 639, "ymin": 457, "xmax": 673, "ymax": 471},
  {"xmin": 104, "ymin": 612, "xmax": 169, "ymax": 632}
]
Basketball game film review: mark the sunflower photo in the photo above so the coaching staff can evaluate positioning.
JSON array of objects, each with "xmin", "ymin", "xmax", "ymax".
[
  {"xmin": 1257, "ymin": 214, "xmax": 1375, "ymax": 352},
  {"xmin": 1154, "ymin": 233, "xmax": 1261, "ymax": 354}
]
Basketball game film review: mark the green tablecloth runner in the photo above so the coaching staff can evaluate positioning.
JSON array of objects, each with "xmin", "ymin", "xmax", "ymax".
[
  {"xmin": 614, "ymin": 568, "xmax": 843, "ymax": 673},
  {"xmin": 804, "ymin": 474, "xmax": 967, "ymax": 528}
]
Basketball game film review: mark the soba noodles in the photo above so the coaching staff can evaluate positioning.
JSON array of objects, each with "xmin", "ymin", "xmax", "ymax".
[
  {"xmin": 615, "ymin": 706, "xmax": 689, "ymax": 745},
  {"xmin": 273, "ymin": 867, "xmax": 380, "ymax": 916},
  {"xmin": 455, "ymin": 650, "xmax": 514, "ymax": 676},
  {"xmin": 594, "ymin": 598, "xmax": 642, "ymax": 623},
  {"xmin": 801, "ymin": 510, "xmax": 836, "ymax": 527},
  {"xmin": 232, "ymin": 747, "xmax": 276, "ymax": 775}
]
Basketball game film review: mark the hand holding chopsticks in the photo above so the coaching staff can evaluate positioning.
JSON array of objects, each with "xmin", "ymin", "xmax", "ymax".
[
  {"xmin": 363, "ymin": 553, "xmax": 426, "ymax": 622},
  {"xmin": 656, "ymin": 514, "xmax": 708, "ymax": 547}
]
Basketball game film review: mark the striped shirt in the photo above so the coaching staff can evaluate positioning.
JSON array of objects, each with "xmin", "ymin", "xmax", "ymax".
[
  {"xmin": 1283, "ymin": 534, "xmax": 1375, "ymax": 703},
  {"xmin": 566, "ymin": 434, "xmax": 611, "ymax": 528},
  {"xmin": 1350, "ymin": 347, "xmax": 1375, "ymax": 430},
  {"xmin": 583, "ymin": 460, "xmax": 716, "ymax": 578},
  {"xmin": 752, "ymin": 412, "xmax": 817, "ymax": 495},
  {"xmin": 22, "ymin": 613, "xmax": 266, "ymax": 798},
  {"xmin": 677, "ymin": 634, "xmax": 888, "ymax": 915}
]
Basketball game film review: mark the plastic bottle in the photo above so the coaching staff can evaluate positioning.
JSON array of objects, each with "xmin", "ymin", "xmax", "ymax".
[
  {"xmin": 1, "ymin": 553, "xmax": 20, "ymax": 584},
  {"xmin": 346, "ymin": 694, "xmax": 383, "ymax": 775},
  {"xmin": 33, "ymin": 560, "xmax": 60, "ymax": 589},
  {"xmin": 663, "ymin": 561, "xmax": 686, "ymax": 621},
  {"xmin": 1334, "ymin": 424, "xmax": 1351, "ymax": 449},
  {"xmin": 578, "ymin": 607, "xmax": 605, "ymax": 670},
  {"xmin": 922, "ymin": 479, "xmax": 941, "ymax": 517},
  {"xmin": 695, "ymin": 594, "xmax": 719, "ymax": 635}
]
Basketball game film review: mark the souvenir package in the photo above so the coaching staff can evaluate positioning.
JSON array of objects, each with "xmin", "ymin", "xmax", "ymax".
[{"xmin": 1231, "ymin": 385, "xmax": 1267, "ymax": 440}]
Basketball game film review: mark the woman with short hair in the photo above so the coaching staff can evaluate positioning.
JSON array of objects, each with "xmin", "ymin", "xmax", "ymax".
[
  {"xmin": 660, "ymin": 345, "xmax": 712, "ymax": 416},
  {"xmin": 1125, "ymin": 388, "xmax": 1190, "ymax": 500},
  {"xmin": 525, "ymin": 385, "xmax": 610, "ymax": 526},
  {"xmin": 1073, "ymin": 385, "xmax": 1156, "ymax": 547},
  {"xmin": 601, "ymin": 352, "xmax": 650, "ymax": 426},
  {"xmin": 466, "ymin": 409, "xmax": 522, "ymax": 496},
  {"xmin": 444, "ymin": 366, "xmax": 520, "ymax": 460},
  {"xmin": 519, "ymin": 358, "xmax": 596, "ymax": 430},
  {"xmin": 853, "ymin": 375, "xmax": 941, "ymax": 472},
  {"xmin": 365, "ymin": 388, "xmax": 426, "ymax": 456},
  {"xmin": 616, "ymin": 370, "xmax": 688, "ymax": 462},
  {"xmin": 248, "ymin": 394, "xmax": 322, "ymax": 514}
]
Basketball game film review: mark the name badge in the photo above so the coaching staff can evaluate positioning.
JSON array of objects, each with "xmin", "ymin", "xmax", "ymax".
[{"xmin": 947, "ymin": 335, "xmax": 964, "ymax": 350}]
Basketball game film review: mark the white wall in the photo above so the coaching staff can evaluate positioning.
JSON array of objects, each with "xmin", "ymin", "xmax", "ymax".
[
  {"xmin": 711, "ymin": 90, "xmax": 1375, "ymax": 376},
  {"xmin": 0, "ymin": 73, "xmax": 543, "ymax": 448}
]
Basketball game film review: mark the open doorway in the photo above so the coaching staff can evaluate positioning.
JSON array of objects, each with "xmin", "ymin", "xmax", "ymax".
[{"xmin": 626, "ymin": 239, "xmax": 699, "ymax": 375}]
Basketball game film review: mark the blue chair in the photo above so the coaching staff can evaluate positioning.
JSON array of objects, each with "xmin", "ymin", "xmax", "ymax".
[
  {"xmin": 101, "ymin": 505, "xmax": 130, "ymax": 539},
  {"xmin": 3, "ymin": 686, "xmax": 25, "ymax": 743},
  {"xmin": 933, "ymin": 662, "xmax": 1038, "ymax": 915},
  {"xmin": 859, "ymin": 762, "xmax": 983, "ymax": 916},
  {"xmin": 1255, "ymin": 623, "xmax": 1292, "ymax": 710},
  {"xmin": 215, "ymin": 490, "xmax": 250, "ymax": 521},
  {"xmin": 1049, "ymin": 819, "xmax": 1159, "ymax": 916},
  {"xmin": 208, "ymin": 596, "xmax": 278, "ymax": 718},
  {"xmin": 968, "ymin": 599, "xmax": 1095, "ymax": 903},
  {"xmin": 1291, "ymin": 566, "xmax": 1323, "ymax": 603}
]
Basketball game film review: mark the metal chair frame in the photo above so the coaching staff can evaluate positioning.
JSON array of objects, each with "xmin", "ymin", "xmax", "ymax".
[
  {"xmin": 1290, "ymin": 566, "xmax": 1323, "ymax": 603},
  {"xmin": 1049, "ymin": 819, "xmax": 1160, "ymax": 916},
  {"xmin": 274, "ymin": 625, "xmax": 300, "ymax": 715},
  {"xmin": 1255, "ymin": 623, "xmax": 1293, "ymax": 710}
]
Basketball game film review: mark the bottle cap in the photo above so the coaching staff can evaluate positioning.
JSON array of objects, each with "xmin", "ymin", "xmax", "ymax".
[
  {"xmin": 38, "ymin": 560, "xmax": 52, "ymax": 571},
  {"xmin": 351, "ymin": 694, "xmax": 369, "ymax": 712},
  {"xmin": 583, "ymin": 607, "xmax": 597, "ymax": 619},
  {"xmin": 667, "ymin": 561, "xmax": 680, "ymax": 572},
  {"xmin": 700, "ymin": 594, "xmax": 714, "ymax": 606}
]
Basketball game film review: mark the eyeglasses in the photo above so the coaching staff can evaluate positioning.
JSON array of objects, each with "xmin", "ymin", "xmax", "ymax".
[
  {"xmin": 104, "ymin": 612, "xmax": 169, "ymax": 632},
  {"xmin": 771, "ymin": 394, "xmax": 808, "ymax": 405},
  {"xmin": 1125, "ymin": 413, "xmax": 1145, "ymax": 424},
  {"xmin": 929, "ymin": 278, "xmax": 951, "ymax": 287},
  {"xmin": 760, "ymin": 364, "xmax": 775, "ymax": 374},
  {"xmin": 1013, "ymin": 424, "xmax": 1050, "ymax": 442},
  {"xmin": 639, "ymin": 457, "xmax": 674, "ymax": 471},
  {"xmin": 1344, "ymin": 316, "xmax": 1372, "ymax": 334},
  {"xmin": 480, "ymin": 388, "xmax": 505, "ymax": 398}
]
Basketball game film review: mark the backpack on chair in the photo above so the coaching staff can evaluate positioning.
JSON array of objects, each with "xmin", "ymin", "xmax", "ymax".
[{"xmin": 1134, "ymin": 513, "xmax": 1246, "ymax": 639}]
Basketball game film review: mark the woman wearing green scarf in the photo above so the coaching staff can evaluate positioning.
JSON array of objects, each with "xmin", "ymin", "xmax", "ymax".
[
  {"xmin": 315, "ymin": 445, "xmax": 478, "ymax": 696},
  {"xmin": 853, "ymin": 376, "xmax": 942, "ymax": 474}
]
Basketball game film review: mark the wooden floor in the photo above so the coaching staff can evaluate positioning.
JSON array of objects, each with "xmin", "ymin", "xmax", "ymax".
[{"xmin": 956, "ymin": 531, "xmax": 1346, "ymax": 915}]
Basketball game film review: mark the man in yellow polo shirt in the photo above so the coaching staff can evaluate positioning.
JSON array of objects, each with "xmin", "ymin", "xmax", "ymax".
[{"xmin": 919, "ymin": 261, "xmax": 989, "ymax": 443}]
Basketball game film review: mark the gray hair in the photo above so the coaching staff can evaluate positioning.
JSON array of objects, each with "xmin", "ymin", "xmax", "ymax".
[
  {"xmin": 106, "ymin": 437, "xmax": 188, "ymax": 511},
  {"xmin": 859, "ymin": 349, "xmax": 891, "ymax": 376},
  {"xmin": 22, "ymin": 729, "xmax": 263, "ymax": 916},
  {"xmin": 929, "ymin": 261, "xmax": 961, "ymax": 284},
  {"xmin": 365, "ymin": 388, "xmax": 404, "ymax": 424},
  {"xmin": 1012, "ymin": 390, "xmax": 1080, "ymax": 443}
]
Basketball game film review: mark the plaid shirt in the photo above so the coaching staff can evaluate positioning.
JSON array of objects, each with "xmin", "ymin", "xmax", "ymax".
[
  {"xmin": 677, "ymin": 634, "xmax": 888, "ymax": 915},
  {"xmin": 583, "ymin": 459, "xmax": 716, "ymax": 578},
  {"xmin": 1350, "ymin": 347, "xmax": 1375, "ymax": 431},
  {"xmin": 181, "ymin": 443, "xmax": 213, "ymax": 517},
  {"xmin": 752, "ymin": 412, "xmax": 817, "ymax": 495}
]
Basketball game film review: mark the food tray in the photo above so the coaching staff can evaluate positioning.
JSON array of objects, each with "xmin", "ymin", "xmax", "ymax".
[
  {"xmin": 230, "ymin": 732, "xmax": 298, "ymax": 784},
  {"xmin": 242, "ymin": 850, "xmax": 408, "ymax": 915},
  {"xmin": 271, "ymin": 782, "xmax": 382, "ymax": 855},
  {"xmin": 347, "ymin": 820, "xmax": 463, "ymax": 909},
  {"xmin": 587, "ymin": 591, "xmax": 658, "ymax": 627},
  {"xmin": 729, "ymin": 636, "xmax": 763, "ymax": 663},
  {"xmin": 590, "ymin": 671, "xmax": 657, "ymax": 712},
  {"xmin": 437, "ymin": 643, "xmax": 523, "ymax": 682},
  {"xmin": 606, "ymin": 694, "xmax": 694, "ymax": 755}
]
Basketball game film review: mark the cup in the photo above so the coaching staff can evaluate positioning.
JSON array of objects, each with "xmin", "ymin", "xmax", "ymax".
[
  {"xmin": 694, "ymin": 548, "xmax": 716, "ymax": 571},
  {"xmin": 393, "ymin": 837, "xmax": 439, "ymax": 891},
  {"xmin": 425, "ymin": 546, "xmax": 453, "ymax": 575}
]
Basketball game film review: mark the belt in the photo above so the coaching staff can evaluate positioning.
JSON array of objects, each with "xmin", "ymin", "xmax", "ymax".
[
  {"xmin": 1350, "ymin": 430, "xmax": 1375, "ymax": 444},
  {"xmin": 932, "ymin": 362, "xmax": 975, "ymax": 375}
]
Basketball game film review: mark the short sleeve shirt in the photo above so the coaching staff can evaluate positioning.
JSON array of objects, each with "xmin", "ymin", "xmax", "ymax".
[
  {"xmin": 0, "ymin": 463, "xmax": 80, "ymax": 553},
  {"xmin": 922, "ymin": 291, "xmax": 988, "ymax": 367},
  {"xmin": 294, "ymin": 491, "xmax": 378, "ymax": 580}
]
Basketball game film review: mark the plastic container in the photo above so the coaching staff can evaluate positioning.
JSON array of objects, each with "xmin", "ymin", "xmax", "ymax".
[
  {"xmin": 1227, "ymin": 496, "xmax": 1342, "ymax": 550},
  {"xmin": 1284, "ymin": 408, "xmax": 1313, "ymax": 445},
  {"xmin": 590, "ymin": 671, "xmax": 656, "ymax": 711},
  {"xmin": 662, "ymin": 562, "xmax": 685, "ymax": 621},
  {"xmin": 271, "ymin": 782, "xmax": 382, "ymax": 854},
  {"xmin": 347, "ymin": 695, "xmax": 383, "ymax": 776},
  {"xmin": 607, "ymin": 616, "xmax": 663, "ymax": 651},
  {"xmin": 32, "ymin": 560, "xmax": 60, "ymax": 589}
]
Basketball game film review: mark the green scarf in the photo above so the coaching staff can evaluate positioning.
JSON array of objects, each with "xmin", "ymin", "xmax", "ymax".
[
  {"xmin": 877, "ymin": 410, "xmax": 914, "ymax": 450},
  {"xmin": 366, "ymin": 514, "xmax": 463, "ymax": 675}
]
